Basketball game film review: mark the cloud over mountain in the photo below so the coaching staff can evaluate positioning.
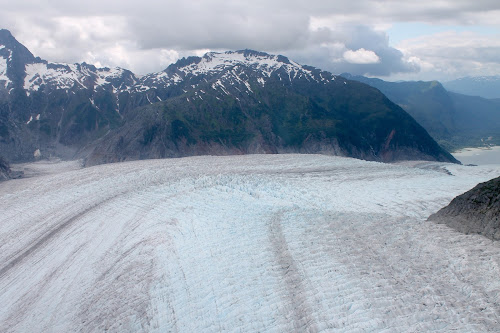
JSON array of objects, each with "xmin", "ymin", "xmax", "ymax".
[{"xmin": 1, "ymin": 1, "xmax": 499, "ymax": 79}]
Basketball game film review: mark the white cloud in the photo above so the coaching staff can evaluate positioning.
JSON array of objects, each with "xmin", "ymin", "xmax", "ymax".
[
  {"xmin": 343, "ymin": 48, "xmax": 380, "ymax": 64},
  {"xmin": 308, "ymin": 1, "xmax": 500, "ymax": 27},
  {"xmin": 395, "ymin": 31, "xmax": 500, "ymax": 80},
  {"xmin": 406, "ymin": 56, "xmax": 435, "ymax": 72},
  {"xmin": 1, "ymin": 1, "xmax": 499, "ymax": 79},
  {"xmin": 159, "ymin": 49, "xmax": 180, "ymax": 68}
]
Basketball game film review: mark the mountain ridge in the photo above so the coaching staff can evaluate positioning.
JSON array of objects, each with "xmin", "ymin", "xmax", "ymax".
[
  {"xmin": 341, "ymin": 73, "xmax": 500, "ymax": 151},
  {"xmin": 443, "ymin": 76, "xmax": 500, "ymax": 99},
  {"xmin": 0, "ymin": 29, "xmax": 458, "ymax": 165}
]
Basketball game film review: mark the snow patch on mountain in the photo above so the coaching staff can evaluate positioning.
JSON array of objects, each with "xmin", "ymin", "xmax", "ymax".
[
  {"xmin": 178, "ymin": 51, "xmax": 319, "ymax": 82},
  {"xmin": 213, "ymin": 79, "xmax": 230, "ymax": 95},
  {"xmin": 133, "ymin": 50, "xmax": 330, "ymax": 97},
  {"xmin": 137, "ymin": 71, "xmax": 181, "ymax": 91},
  {"xmin": 94, "ymin": 67, "xmax": 126, "ymax": 86},
  {"xmin": 16, "ymin": 47, "xmax": 334, "ymax": 100},
  {"xmin": 0, "ymin": 55, "xmax": 8, "ymax": 88},
  {"xmin": 23, "ymin": 62, "xmax": 135, "ymax": 94},
  {"xmin": 24, "ymin": 63, "xmax": 87, "ymax": 92},
  {"xmin": 135, "ymin": 84, "xmax": 151, "ymax": 92}
]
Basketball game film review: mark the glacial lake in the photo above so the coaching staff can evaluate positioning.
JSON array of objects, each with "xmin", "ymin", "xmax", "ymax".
[{"xmin": 452, "ymin": 146, "xmax": 500, "ymax": 165}]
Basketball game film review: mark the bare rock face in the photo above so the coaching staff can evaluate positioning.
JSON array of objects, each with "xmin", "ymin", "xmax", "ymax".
[
  {"xmin": 428, "ymin": 177, "xmax": 500, "ymax": 240},
  {"xmin": 0, "ymin": 156, "xmax": 11, "ymax": 180}
]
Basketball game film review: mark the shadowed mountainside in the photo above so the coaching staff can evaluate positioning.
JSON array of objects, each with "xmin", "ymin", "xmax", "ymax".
[
  {"xmin": 341, "ymin": 73, "xmax": 500, "ymax": 151},
  {"xmin": 429, "ymin": 176, "xmax": 500, "ymax": 240},
  {"xmin": 0, "ymin": 156, "xmax": 10, "ymax": 180}
]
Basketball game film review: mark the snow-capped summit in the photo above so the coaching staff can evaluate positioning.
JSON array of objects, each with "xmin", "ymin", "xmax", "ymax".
[
  {"xmin": 22, "ymin": 62, "xmax": 139, "ymax": 95},
  {"xmin": 1, "ymin": 28, "xmax": 332, "ymax": 100},
  {"xmin": 0, "ymin": 29, "xmax": 138, "ymax": 95},
  {"xmin": 177, "ymin": 50, "xmax": 316, "ymax": 79},
  {"xmin": 0, "ymin": 29, "xmax": 35, "ymax": 92},
  {"xmin": 0, "ymin": 49, "xmax": 9, "ymax": 90},
  {"xmin": 136, "ymin": 49, "xmax": 335, "ymax": 98}
]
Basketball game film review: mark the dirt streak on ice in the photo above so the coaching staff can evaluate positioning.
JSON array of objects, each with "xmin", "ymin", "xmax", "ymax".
[{"xmin": 0, "ymin": 155, "xmax": 500, "ymax": 332}]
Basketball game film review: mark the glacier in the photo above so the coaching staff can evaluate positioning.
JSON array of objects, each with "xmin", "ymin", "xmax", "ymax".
[{"xmin": 1, "ymin": 155, "xmax": 500, "ymax": 332}]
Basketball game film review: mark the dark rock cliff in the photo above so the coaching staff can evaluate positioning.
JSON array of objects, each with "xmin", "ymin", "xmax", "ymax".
[
  {"xmin": 0, "ymin": 155, "xmax": 11, "ymax": 181},
  {"xmin": 428, "ymin": 177, "xmax": 500, "ymax": 240}
]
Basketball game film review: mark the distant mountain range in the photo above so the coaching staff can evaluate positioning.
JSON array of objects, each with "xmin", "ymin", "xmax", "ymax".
[
  {"xmin": 341, "ymin": 74, "xmax": 500, "ymax": 151},
  {"xmin": 443, "ymin": 76, "xmax": 500, "ymax": 99},
  {"xmin": 0, "ymin": 29, "xmax": 457, "ymax": 165}
]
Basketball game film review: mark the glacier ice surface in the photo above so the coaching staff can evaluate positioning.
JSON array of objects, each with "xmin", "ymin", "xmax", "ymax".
[{"xmin": 1, "ymin": 155, "xmax": 500, "ymax": 332}]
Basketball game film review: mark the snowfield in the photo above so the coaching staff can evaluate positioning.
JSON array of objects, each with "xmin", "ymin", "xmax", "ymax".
[{"xmin": 1, "ymin": 155, "xmax": 500, "ymax": 332}]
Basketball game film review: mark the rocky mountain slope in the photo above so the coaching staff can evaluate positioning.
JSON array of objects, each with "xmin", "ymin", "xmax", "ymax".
[
  {"xmin": 429, "ymin": 176, "xmax": 500, "ymax": 240},
  {"xmin": 0, "ymin": 155, "xmax": 10, "ymax": 180},
  {"xmin": 342, "ymin": 73, "xmax": 500, "ymax": 150},
  {"xmin": 0, "ymin": 29, "xmax": 458, "ymax": 165},
  {"xmin": 85, "ymin": 51, "xmax": 458, "ymax": 165},
  {"xmin": 0, "ymin": 29, "xmax": 138, "ymax": 161}
]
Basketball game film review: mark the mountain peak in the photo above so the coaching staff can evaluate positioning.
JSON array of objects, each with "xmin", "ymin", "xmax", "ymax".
[
  {"xmin": 237, "ymin": 49, "xmax": 270, "ymax": 57},
  {"xmin": 198, "ymin": 49, "xmax": 278, "ymax": 67},
  {"xmin": 201, "ymin": 49, "xmax": 292, "ymax": 66},
  {"xmin": 171, "ymin": 49, "xmax": 316, "ymax": 82},
  {"xmin": 0, "ymin": 29, "xmax": 14, "ymax": 43},
  {"xmin": 0, "ymin": 29, "xmax": 31, "ymax": 56},
  {"xmin": 0, "ymin": 29, "xmax": 36, "ymax": 90}
]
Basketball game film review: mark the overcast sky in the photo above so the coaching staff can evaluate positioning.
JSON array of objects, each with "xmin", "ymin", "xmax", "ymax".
[{"xmin": 2, "ymin": 0, "xmax": 500, "ymax": 81}]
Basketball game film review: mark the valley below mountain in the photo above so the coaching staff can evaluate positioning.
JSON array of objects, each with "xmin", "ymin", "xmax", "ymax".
[
  {"xmin": 342, "ymin": 74, "xmax": 500, "ymax": 151},
  {"xmin": 1, "ymin": 155, "xmax": 500, "ymax": 332}
]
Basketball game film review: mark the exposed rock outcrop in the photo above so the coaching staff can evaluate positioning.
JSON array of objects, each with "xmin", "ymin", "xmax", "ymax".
[
  {"xmin": 428, "ymin": 177, "xmax": 500, "ymax": 240},
  {"xmin": 0, "ymin": 156, "xmax": 11, "ymax": 181}
]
